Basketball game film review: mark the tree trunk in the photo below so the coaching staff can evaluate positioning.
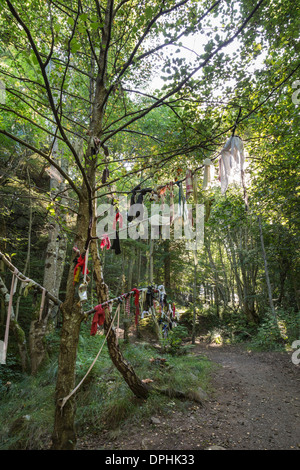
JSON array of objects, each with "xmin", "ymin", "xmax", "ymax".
[
  {"xmin": 164, "ymin": 240, "xmax": 171, "ymax": 290},
  {"xmin": 51, "ymin": 193, "xmax": 90, "ymax": 450},
  {"xmin": 52, "ymin": 0, "xmax": 149, "ymax": 449},
  {"xmin": 124, "ymin": 254, "xmax": 134, "ymax": 342},
  {"xmin": 28, "ymin": 139, "xmax": 67, "ymax": 375},
  {"xmin": 149, "ymin": 238, "xmax": 154, "ymax": 284},
  {"xmin": 258, "ymin": 216, "xmax": 276, "ymax": 319},
  {"xmin": 0, "ymin": 275, "xmax": 29, "ymax": 371},
  {"xmin": 15, "ymin": 167, "xmax": 33, "ymax": 322},
  {"xmin": 192, "ymin": 252, "xmax": 197, "ymax": 344},
  {"xmin": 42, "ymin": 137, "xmax": 68, "ymax": 317}
]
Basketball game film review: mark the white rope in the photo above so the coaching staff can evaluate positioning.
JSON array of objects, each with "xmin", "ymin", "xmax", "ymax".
[
  {"xmin": 0, "ymin": 269, "xmax": 17, "ymax": 364},
  {"xmin": 116, "ymin": 303, "xmax": 120, "ymax": 345},
  {"xmin": 83, "ymin": 241, "xmax": 90, "ymax": 284}
]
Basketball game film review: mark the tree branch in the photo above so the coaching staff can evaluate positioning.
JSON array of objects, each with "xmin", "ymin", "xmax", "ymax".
[
  {"xmin": 100, "ymin": 0, "xmax": 266, "ymax": 145},
  {"xmin": 5, "ymin": 0, "xmax": 92, "ymax": 196},
  {"xmin": 0, "ymin": 129, "xmax": 81, "ymax": 198}
]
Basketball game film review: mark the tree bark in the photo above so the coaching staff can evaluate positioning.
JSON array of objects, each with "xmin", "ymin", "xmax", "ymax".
[
  {"xmin": 164, "ymin": 240, "xmax": 171, "ymax": 290},
  {"xmin": 52, "ymin": 0, "xmax": 149, "ymax": 449},
  {"xmin": 51, "ymin": 194, "xmax": 90, "ymax": 450},
  {"xmin": 258, "ymin": 216, "xmax": 276, "ymax": 319}
]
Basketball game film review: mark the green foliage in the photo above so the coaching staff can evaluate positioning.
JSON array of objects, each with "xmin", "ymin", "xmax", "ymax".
[
  {"xmin": 248, "ymin": 309, "xmax": 300, "ymax": 352},
  {"xmin": 0, "ymin": 322, "xmax": 213, "ymax": 449},
  {"xmin": 161, "ymin": 324, "xmax": 190, "ymax": 356}
]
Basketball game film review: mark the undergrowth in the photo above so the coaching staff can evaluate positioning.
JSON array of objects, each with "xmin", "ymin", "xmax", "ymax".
[
  {"xmin": 0, "ymin": 321, "xmax": 214, "ymax": 450},
  {"xmin": 186, "ymin": 305, "xmax": 300, "ymax": 352}
]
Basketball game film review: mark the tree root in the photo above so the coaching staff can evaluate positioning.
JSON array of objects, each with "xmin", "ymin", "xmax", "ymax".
[{"xmin": 151, "ymin": 386, "xmax": 204, "ymax": 405}]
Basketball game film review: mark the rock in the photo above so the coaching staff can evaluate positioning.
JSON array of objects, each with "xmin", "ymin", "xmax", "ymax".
[
  {"xmin": 205, "ymin": 445, "xmax": 226, "ymax": 450},
  {"xmin": 150, "ymin": 416, "xmax": 161, "ymax": 425},
  {"xmin": 197, "ymin": 387, "xmax": 208, "ymax": 400},
  {"xmin": 141, "ymin": 438, "xmax": 150, "ymax": 450}
]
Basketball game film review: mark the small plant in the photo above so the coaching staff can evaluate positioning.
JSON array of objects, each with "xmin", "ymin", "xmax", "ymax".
[
  {"xmin": 248, "ymin": 309, "xmax": 296, "ymax": 351},
  {"xmin": 161, "ymin": 325, "xmax": 189, "ymax": 355}
]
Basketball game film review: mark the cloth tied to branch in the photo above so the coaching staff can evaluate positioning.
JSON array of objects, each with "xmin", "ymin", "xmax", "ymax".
[
  {"xmin": 90, "ymin": 305, "xmax": 105, "ymax": 336},
  {"xmin": 100, "ymin": 234, "xmax": 111, "ymax": 251},
  {"xmin": 202, "ymin": 158, "xmax": 213, "ymax": 190},
  {"xmin": 113, "ymin": 212, "xmax": 123, "ymax": 230},
  {"xmin": 185, "ymin": 169, "xmax": 193, "ymax": 199},
  {"xmin": 73, "ymin": 254, "xmax": 89, "ymax": 283},
  {"xmin": 125, "ymin": 295, "xmax": 131, "ymax": 316},
  {"xmin": 131, "ymin": 288, "xmax": 140, "ymax": 325}
]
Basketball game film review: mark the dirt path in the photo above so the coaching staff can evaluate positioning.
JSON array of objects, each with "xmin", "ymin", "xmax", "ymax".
[{"xmin": 78, "ymin": 343, "xmax": 300, "ymax": 451}]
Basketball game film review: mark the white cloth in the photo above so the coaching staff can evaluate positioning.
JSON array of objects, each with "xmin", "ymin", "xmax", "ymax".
[{"xmin": 219, "ymin": 136, "xmax": 245, "ymax": 194}]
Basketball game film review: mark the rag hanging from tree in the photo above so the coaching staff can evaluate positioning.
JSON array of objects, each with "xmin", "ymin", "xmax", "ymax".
[
  {"xmin": 131, "ymin": 288, "xmax": 140, "ymax": 325},
  {"xmin": 73, "ymin": 253, "xmax": 89, "ymax": 283},
  {"xmin": 90, "ymin": 305, "xmax": 105, "ymax": 335}
]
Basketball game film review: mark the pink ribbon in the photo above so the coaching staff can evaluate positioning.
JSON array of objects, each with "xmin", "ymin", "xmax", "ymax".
[{"xmin": 100, "ymin": 235, "xmax": 111, "ymax": 250}]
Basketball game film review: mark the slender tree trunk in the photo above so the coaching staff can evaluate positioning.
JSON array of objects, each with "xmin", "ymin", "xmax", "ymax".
[
  {"xmin": 29, "ymin": 139, "xmax": 67, "ymax": 374},
  {"xmin": 192, "ymin": 253, "xmax": 197, "ymax": 344},
  {"xmin": 0, "ymin": 275, "xmax": 28, "ymax": 371},
  {"xmin": 51, "ymin": 193, "xmax": 90, "ymax": 450},
  {"xmin": 258, "ymin": 216, "xmax": 276, "ymax": 319},
  {"xmin": 136, "ymin": 247, "xmax": 141, "ymax": 286},
  {"xmin": 124, "ymin": 254, "xmax": 134, "ymax": 342},
  {"xmin": 15, "ymin": 167, "xmax": 33, "ymax": 321},
  {"xmin": 164, "ymin": 240, "xmax": 171, "ymax": 290},
  {"xmin": 52, "ymin": 0, "xmax": 151, "ymax": 449},
  {"xmin": 149, "ymin": 238, "xmax": 154, "ymax": 284}
]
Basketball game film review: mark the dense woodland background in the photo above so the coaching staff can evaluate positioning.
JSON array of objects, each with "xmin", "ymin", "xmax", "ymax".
[{"xmin": 0, "ymin": 0, "xmax": 299, "ymax": 450}]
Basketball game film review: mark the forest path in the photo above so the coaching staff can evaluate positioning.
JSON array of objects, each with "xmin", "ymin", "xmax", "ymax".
[{"xmin": 77, "ymin": 342, "xmax": 300, "ymax": 451}]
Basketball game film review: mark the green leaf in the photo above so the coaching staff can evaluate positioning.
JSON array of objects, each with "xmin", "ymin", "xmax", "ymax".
[
  {"xmin": 70, "ymin": 39, "xmax": 81, "ymax": 53},
  {"xmin": 79, "ymin": 13, "xmax": 88, "ymax": 21}
]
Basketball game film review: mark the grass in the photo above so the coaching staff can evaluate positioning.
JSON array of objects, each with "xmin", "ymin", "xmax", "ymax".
[{"xmin": 0, "ymin": 322, "xmax": 215, "ymax": 449}]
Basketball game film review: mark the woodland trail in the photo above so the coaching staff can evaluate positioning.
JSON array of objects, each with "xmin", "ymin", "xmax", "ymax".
[{"xmin": 78, "ymin": 342, "xmax": 300, "ymax": 451}]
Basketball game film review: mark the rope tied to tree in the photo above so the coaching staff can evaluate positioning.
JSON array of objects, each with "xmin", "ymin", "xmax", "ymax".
[{"xmin": 59, "ymin": 304, "xmax": 120, "ymax": 411}]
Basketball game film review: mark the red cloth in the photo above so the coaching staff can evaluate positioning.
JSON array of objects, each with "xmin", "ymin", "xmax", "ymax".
[
  {"xmin": 172, "ymin": 302, "xmax": 176, "ymax": 318},
  {"xmin": 113, "ymin": 212, "xmax": 123, "ymax": 230},
  {"xmin": 73, "ymin": 254, "xmax": 89, "ymax": 282},
  {"xmin": 100, "ymin": 235, "xmax": 111, "ymax": 250},
  {"xmin": 186, "ymin": 169, "xmax": 193, "ymax": 199},
  {"xmin": 90, "ymin": 305, "xmax": 105, "ymax": 336},
  {"xmin": 131, "ymin": 288, "xmax": 140, "ymax": 325}
]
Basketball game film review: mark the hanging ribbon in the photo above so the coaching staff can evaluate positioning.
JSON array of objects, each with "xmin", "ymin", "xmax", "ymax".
[
  {"xmin": 73, "ymin": 253, "xmax": 89, "ymax": 283},
  {"xmin": 203, "ymin": 158, "xmax": 212, "ymax": 190},
  {"xmin": 193, "ymin": 173, "xmax": 198, "ymax": 202},
  {"xmin": 131, "ymin": 288, "xmax": 140, "ymax": 325},
  {"xmin": 90, "ymin": 305, "xmax": 106, "ymax": 336},
  {"xmin": 185, "ymin": 169, "xmax": 193, "ymax": 200},
  {"xmin": 100, "ymin": 234, "xmax": 111, "ymax": 251},
  {"xmin": 176, "ymin": 182, "xmax": 183, "ymax": 219},
  {"xmin": 169, "ymin": 183, "xmax": 174, "ymax": 225},
  {"xmin": 125, "ymin": 294, "xmax": 131, "ymax": 317},
  {"xmin": 116, "ymin": 304, "xmax": 120, "ymax": 345},
  {"xmin": 113, "ymin": 212, "xmax": 123, "ymax": 230},
  {"xmin": 83, "ymin": 244, "xmax": 89, "ymax": 284},
  {"xmin": 0, "ymin": 269, "xmax": 17, "ymax": 364}
]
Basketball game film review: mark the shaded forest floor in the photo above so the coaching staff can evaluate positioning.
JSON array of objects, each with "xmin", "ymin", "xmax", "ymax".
[{"xmin": 77, "ymin": 341, "xmax": 300, "ymax": 451}]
